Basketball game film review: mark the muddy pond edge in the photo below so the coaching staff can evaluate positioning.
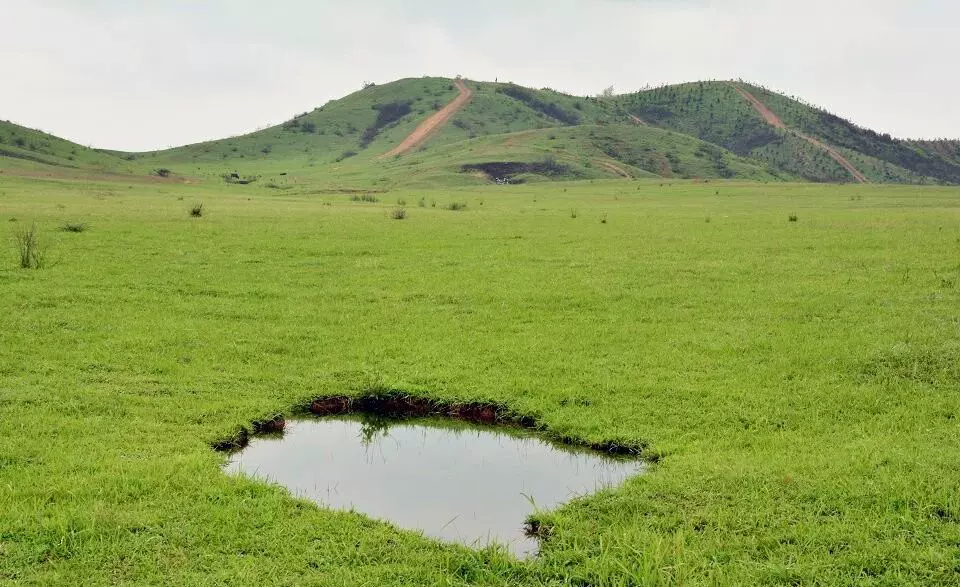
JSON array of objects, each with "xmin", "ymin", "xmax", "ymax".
[{"xmin": 211, "ymin": 390, "xmax": 661, "ymax": 464}]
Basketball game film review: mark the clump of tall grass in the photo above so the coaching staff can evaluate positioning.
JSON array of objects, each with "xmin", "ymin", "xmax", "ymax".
[
  {"xmin": 789, "ymin": 214, "xmax": 798, "ymax": 222},
  {"xmin": 190, "ymin": 203, "xmax": 204, "ymax": 217},
  {"xmin": 391, "ymin": 208, "xmax": 407, "ymax": 220},
  {"xmin": 13, "ymin": 223, "xmax": 48, "ymax": 269},
  {"xmin": 446, "ymin": 201, "xmax": 468, "ymax": 211},
  {"xmin": 60, "ymin": 222, "xmax": 88, "ymax": 233},
  {"xmin": 349, "ymin": 194, "xmax": 379, "ymax": 203}
]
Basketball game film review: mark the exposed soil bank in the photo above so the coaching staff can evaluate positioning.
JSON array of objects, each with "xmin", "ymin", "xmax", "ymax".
[{"xmin": 213, "ymin": 392, "xmax": 653, "ymax": 460}]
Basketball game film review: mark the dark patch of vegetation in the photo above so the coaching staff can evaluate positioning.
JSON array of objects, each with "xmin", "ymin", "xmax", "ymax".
[
  {"xmin": 446, "ymin": 201, "xmax": 467, "ymax": 211},
  {"xmin": 862, "ymin": 342, "xmax": 960, "ymax": 387},
  {"xmin": 789, "ymin": 214, "xmax": 798, "ymax": 222},
  {"xmin": 391, "ymin": 207, "xmax": 407, "ymax": 220},
  {"xmin": 360, "ymin": 101, "xmax": 414, "ymax": 147},
  {"xmin": 336, "ymin": 151, "xmax": 358, "ymax": 162},
  {"xmin": 349, "ymin": 194, "xmax": 379, "ymax": 203},
  {"xmin": 498, "ymin": 85, "xmax": 580, "ymax": 125},
  {"xmin": 461, "ymin": 157, "xmax": 575, "ymax": 183},
  {"xmin": 695, "ymin": 144, "xmax": 735, "ymax": 178},
  {"xmin": 222, "ymin": 172, "xmax": 258, "ymax": 185},
  {"xmin": 153, "ymin": 168, "xmax": 172, "ymax": 178},
  {"xmin": 190, "ymin": 203, "xmax": 204, "ymax": 217},
  {"xmin": 60, "ymin": 222, "xmax": 88, "ymax": 233},
  {"xmin": 0, "ymin": 148, "xmax": 73, "ymax": 168}
]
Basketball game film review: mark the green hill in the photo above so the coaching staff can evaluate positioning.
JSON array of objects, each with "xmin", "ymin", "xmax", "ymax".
[
  {"xmin": 615, "ymin": 81, "xmax": 959, "ymax": 184},
  {"xmin": 2, "ymin": 77, "xmax": 958, "ymax": 187},
  {"xmin": 0, "ymin": 120, "xmax": 132, "ymax": 173}
]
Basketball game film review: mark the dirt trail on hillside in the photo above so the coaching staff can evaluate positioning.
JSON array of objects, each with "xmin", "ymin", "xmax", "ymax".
[
  {"xmin": 381, "ymin": 79, "xmax": 474, "ymax": 159},
  {"xmin": 594, "ymin": 159, "xmax": 632, "ymax": 178},
  {"xmin": 730, "ymin": 83, "xmax": 868, "ymax": 183}
]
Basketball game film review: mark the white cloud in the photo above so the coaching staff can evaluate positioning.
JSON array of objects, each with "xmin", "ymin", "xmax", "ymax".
[{"xmin": 0, "ymin": 0, "xmax": 956, "ymax": 150}]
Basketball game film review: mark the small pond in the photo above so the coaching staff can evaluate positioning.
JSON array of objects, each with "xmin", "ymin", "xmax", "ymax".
[{"xmin": 224, "ymin": 415, "xmax": 642, "ymax": 557}]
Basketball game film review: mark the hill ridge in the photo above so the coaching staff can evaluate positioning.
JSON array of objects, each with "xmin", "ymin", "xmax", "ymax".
[{"xmin": 2, "ymin": 76, "xmax": 960, "ymax": 186}]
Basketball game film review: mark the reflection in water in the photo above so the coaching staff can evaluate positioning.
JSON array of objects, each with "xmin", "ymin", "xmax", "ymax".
[{"xmin": 225, "ymin": 416, "xmax": 642, "ymax": 557}]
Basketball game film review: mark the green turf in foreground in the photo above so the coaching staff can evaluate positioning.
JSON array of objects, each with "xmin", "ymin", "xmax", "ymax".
[{"xmin": 0, "ymin": 177, "xmax": 958, "ymax": 585}]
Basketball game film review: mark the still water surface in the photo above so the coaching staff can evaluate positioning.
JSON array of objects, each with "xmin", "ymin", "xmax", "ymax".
[{"xmin": 225, "ymin": 416, "xmax": 641, "ymax": 557}]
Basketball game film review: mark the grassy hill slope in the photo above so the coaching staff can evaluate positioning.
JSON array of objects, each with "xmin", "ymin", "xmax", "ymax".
[
  {"xmin": 0, "ymin": 120, "xmax": 131, "ymax": 172},
  {"xmin": 2, "ymin": 77, "xmax": 957, "ymax": 187},
  {"xmin": 615, "ymin": 81, "xmax": 959, "ymax": 184},
  {"xmin": 322, "ymin": 124, "xmax": 785, "ymax": 190}
]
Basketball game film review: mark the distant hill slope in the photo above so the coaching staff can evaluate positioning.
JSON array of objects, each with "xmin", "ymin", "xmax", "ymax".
[
  {"xmin": 615, "ymin": 81, "xmax": 960, "ymax": 184},
  {"xmin": 321, "ymin": 124, "xmax": 785, "ymax": 190},
  {"xmin": 0, "ymin": 120, "xmax": 130, "ymax": 172},
  {"xmin": 2, "ymin": 77, "xmax": 958, "ymax": 187}
]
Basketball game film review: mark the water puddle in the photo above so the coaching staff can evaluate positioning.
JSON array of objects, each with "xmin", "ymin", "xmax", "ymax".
[{"xmin": 224, "ymin": 415, "xmax": 642, "ymax": 557}]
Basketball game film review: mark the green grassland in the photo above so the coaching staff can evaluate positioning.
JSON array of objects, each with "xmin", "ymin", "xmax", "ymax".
[{"xmin": 1, "ymin": 173, "xmax": 959, "ymax": 585}]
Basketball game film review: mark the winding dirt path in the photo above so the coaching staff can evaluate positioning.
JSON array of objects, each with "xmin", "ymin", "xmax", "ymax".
[
  {"xmin": 381, "ymin": 79, "xmax": 474, "ymax": 159},
  {"xmin": 730, "ymin": 83, "xmax": 868, "ymax": 183}
]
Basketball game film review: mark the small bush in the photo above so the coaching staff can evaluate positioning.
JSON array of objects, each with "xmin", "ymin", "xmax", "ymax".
[
  {"xmin": 190, "ymin": 203, "xmax": 204, "ymax": 217},
  {"xmin": 446, "ymin": 201, "xmax": 467, "ymax": 211},
  {"xmin": 349, "ymin": 194, "xmax": 379, "ymax": 203},
  {"xmin": 391, "ymin": 208, "xmax": 407, "ymax": 220},
  {"xmin": 570, "ymin": 209, "xmax": 578, "ymax": 219},
  {"xmin": 397, "ymin": 198, "xmax": 407, "ymax": 206},
  {"xmin": 60, "ymin": 222, "xmax": 88, "ymax": 233},
  {"xmin": 789, "ymin": 214, "xmax": 798, "ymax": 222},
  {"xmin": 13, "ymin": 223, "xmax": 48, "ymax": 269},
  {"xmin": 600, "ymin": 213, "xmax": 608, "ymax": 224},
  {"xmin": 153, "ymin": 168, "xmax": 172, "ymax": 178}
]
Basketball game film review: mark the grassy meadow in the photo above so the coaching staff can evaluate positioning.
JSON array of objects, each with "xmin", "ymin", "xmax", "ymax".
[{"xmin": 1, "ymin": 175, "xmax": 959, "ymax": 585}]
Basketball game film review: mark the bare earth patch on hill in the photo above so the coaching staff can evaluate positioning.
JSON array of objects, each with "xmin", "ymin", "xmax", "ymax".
[
  {"xmin": 731, "ymin": 83, "xmax": 868, "ymax": 183},
  {"xmin": 381, "ymin": 79, "xmax": 474, "ymax": 158}
]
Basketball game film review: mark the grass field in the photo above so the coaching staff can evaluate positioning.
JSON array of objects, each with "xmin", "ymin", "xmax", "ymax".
[{"xmin": 1, "ymin": 175, "xmax": 959, "ymax": 585}]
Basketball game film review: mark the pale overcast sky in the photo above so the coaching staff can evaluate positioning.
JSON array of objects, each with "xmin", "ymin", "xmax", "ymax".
[{"xmin": 1, "ymin": 0, "xmax": 956, "ymax": 151}]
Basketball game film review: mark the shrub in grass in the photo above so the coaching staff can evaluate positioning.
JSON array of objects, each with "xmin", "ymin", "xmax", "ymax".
[
  {"xmin": 153, "ymin": 168, "xmax": 172, "ymax": 178},
  {"xmin": 60, "ymin": 222, "xmax": 88, "ymax": 233},
  {"xmin": 446, "ymin": 201, "xmax": 468, "ymax": 211},
  {"xmin": 13, "ymin": 223, "xmax": 48, "ymax": 269},
  {"xmin": 397, "ymin": 198, "xmax": 407, "ymax": 206},
  {"xmin": 349, "ymin": 194, "xmax": 379, "ymax": 203},
  {"xmin": 600, "ymin": 213, "xmax": 608, "ymax": 224},
  {"xmin": 570, "ymin": 210, "xmax": 578, "ymax": 219},
  {"xmin": 190, "ymin": 203, "xmax": 204, "ymax": 217},
  {"xmin": 391, "ymin": 208, "xmax": 407, "ymax": 220},
  {"xmin": 789, "ymin": 214, "xmax": 798, "ymax": 222}
]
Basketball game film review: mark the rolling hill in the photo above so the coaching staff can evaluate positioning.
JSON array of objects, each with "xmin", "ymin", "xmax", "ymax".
[{"xmin": 1, "ymin": 77, "xmax": 958, "ymax": 188}]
